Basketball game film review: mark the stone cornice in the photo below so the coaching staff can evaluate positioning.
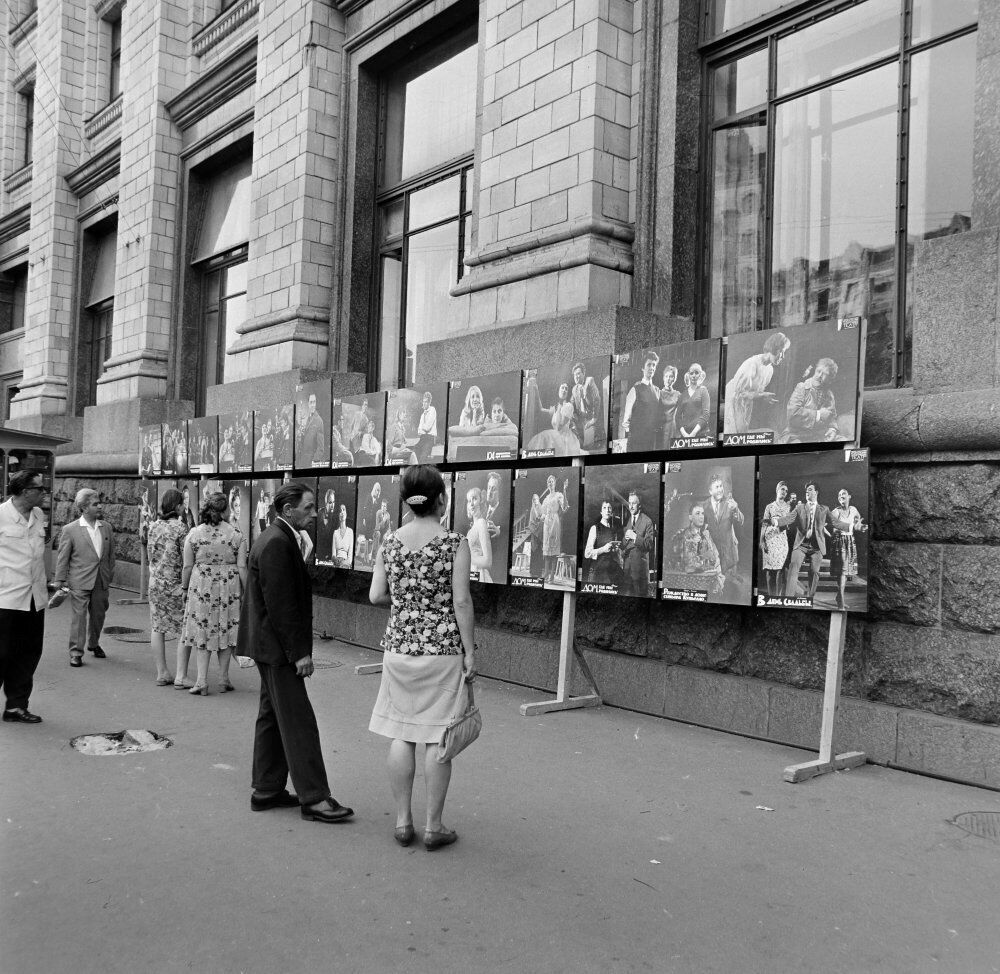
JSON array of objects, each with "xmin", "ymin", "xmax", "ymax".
[
  {"xmin": 340, "ymin": 0, "xmax": 437, "ymax": 52},
  {"xmin": 83, "ymin": 96, "xmax": 122, "ymax": 141},
  {"xmin": 9, "ymin": 8, "xmax": 36, "ymax": 45},
  {"xmin": 166, "ymin": 37, "xmax": 257, "ymax": 131},
  {"xmin": 13, "ymin": 63, "xmax": 35, "ymax": 93},
  {"xmin": 65, "ymin": 139, "xmax": 120, "ymax": 198},
  {"xmin": 0, "ymin": 204, "xmax": 30, "ymax": 245},
  {"xmin": 3, "ymin": 165, "xmax": 31, "ymax": 195},
  {"xmin": 192, "ymin": 0, "xmax": 258, "ymax": 58}
]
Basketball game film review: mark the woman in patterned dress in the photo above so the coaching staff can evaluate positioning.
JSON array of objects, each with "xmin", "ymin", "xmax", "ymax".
[
  {"xmin": 829, "ymin": 488, "xmax": 867, "ymax": 610},
  {"xmin": 146, "ymin": 488, "xmax": 189, "ymax": 686},
  {"xmin": 759, "ymin": 480, "xmax": 795, "ymax": 597},
  {"xmin": 180, "ymin": 492, "xmax": 247, "ymax": 695},
  {"xmin": 368, "ymin": 465, "xmax": 477, "ymax": 851}
]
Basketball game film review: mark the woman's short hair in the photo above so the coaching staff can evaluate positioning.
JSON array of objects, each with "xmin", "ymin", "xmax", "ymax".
[
  {"xmin": 199, "ymin": 491, "xmax": 229, "ymax": 525},
  {"xmin": 400, "ymin": 464, "xmax": 445, "ymax": 517},
  {"xmin": 764, "ymin": 332, "xmax": 789, "ymax": 357},
  {"xmin": 159, "ymin": 487, "xmax": 183, "ymax": 519}
]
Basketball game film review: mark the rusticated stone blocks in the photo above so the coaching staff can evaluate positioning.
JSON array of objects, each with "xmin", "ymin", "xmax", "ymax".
[{"xmin": 867, "ymin": 541, "xmax": 941, "ymax": 627}]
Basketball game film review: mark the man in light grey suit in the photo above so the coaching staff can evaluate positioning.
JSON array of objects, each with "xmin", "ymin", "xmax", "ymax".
[{"xmin": 53, "ymin": 488, "xmax": 116, "ymax": 667}]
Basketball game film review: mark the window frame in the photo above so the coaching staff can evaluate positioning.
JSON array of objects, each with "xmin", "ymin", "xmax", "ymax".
[
  {"xmin": 21, "ymin": 88, "xmax": 33, "ymax": 168},
  {"xmin": 195, "ymin": 244, "xmax": 249, "ymax": 408},
  {"xmin": 81, "ymin": 297, "xmax": 114, "ymax": 407},
  {"xmin": 108, "ymin": 14, "xmax": 122, "ymax": 103}
]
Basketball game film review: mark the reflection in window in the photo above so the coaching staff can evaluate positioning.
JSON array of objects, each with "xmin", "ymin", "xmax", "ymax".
[
  {"xmin": 201, "ymin": 253, "xmax": 248, "ymax": 391},
  {"xmin": 108, "ymin": 16, "xmax": 122, "ymax": 102},
  {"xmin": 21, "ymin": 90, "xmax": 33, "ymax": 168},
  {"xmin": 911, "ymin": 0, "xmax": 977, "ymax": 45},
  {"xmin": 713, "ymin": 49, "xmax": 768, "ymax": 119},
  {"xmin": 712, "ymin": 0, "xmax": 796, "ymax": 35}
]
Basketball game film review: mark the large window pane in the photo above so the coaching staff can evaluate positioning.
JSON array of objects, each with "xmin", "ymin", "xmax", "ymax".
[
  {"xmin": 379, "ymin": 254, "xmax": 403, "ymax": 387},
  {"xmin": 409, "ymin": 175, "xmax": 461, "ymax": 232},
  {"xmin": 222, "ymin": 292, "xmax": 246, "ymax": 384},
  {"xmin": 911, "ymin": 0, "xmax": 977, "ymax": 46},
  {"xmin": 772, "ymin": 64, "xmax": 898, "ymax": 385},
  {"xmin": 713, "ymin": 0, "xmax": 797, "ymax": 36},
  {"xmin": 776, "ymin": 0, "xmax": 900, "ymax": 97},
  {"xmin": 712, "ymin": 49, "xmax": 768, "ymax": 120},
  {"xmin": 708, "ymin": 123, "xmax": 767, "ymax": 336},
  {"xmin": 404, "ymin": 222, "xmax": 459, "ymax": 385}
]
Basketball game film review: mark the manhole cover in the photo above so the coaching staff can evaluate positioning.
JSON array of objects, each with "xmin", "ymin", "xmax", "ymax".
[
  {"xmin": 71, "ymin": 730, "xmax": 172, "ymax": 755},
  {"xmin": 104, "ymin": 626, "xmax": 143, "ymax": 634},
  {"xmin": 312, "ymin": 657, "xmax": 343, "ymax": 670},
  {"xmin": 949, "ymin": 811, "xmax": 1000, "ymax": 841},
  {"xmin": 104, "ymin": 626, "xmax": 150, "ymax": 644}
]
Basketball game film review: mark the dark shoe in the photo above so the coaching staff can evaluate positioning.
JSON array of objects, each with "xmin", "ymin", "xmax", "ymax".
[
  {"xmin": 69, "ymin": 655, "xmax": 83, "ymax": 667},
  {"xmin": 423, "ymin": 828, "xmax": 458, "ymax": 851},
  {"xmin": 300, "ymin": 799, "xmax": 354, "ymax": 823},
  {"xmin": 3, "ymin": 708, "xmax": 42, "ymax": 723},
  {"xmin": 250, "ymin": 790, "xmax": 299, "ymax": 812},
  {"xmin": 88, "ymin": 646, "xmax": 106, "ymax": 658},
  {"xmin": 394, "ymin": 824, "xmax": 415, "ymax": 846}
]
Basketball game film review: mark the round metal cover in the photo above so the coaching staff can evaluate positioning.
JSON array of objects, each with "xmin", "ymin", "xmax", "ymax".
[
  {"xmin": 104, "ymin": 625, "xmax": 150, "ymax": 643},
  {"xmin": 949, "ymin": 811, "xmax": 1000, "ymax": 841},
  {"xmin": 311, "ymin": 657, "xmax": 343, "ymax": 670}
]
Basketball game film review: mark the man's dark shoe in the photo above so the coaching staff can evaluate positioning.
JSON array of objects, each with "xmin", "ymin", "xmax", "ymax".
[
  {"xmin": 88, "ymin": 646, "xmax": 107, "ymax": 659},
  {"xmin": 3, "ymin": 709, "xmax": 42, "ymax": 723},
  {"xmin": 250, "ymin": 790, "xmax": 300, "ymax": 812},
  {"xmin": 300, "ymin": 799, "xmax": 354, "ymax": 823},
  {"xmin": 69, "ymin": 655, "xmax": 83, "ymax": 667}
]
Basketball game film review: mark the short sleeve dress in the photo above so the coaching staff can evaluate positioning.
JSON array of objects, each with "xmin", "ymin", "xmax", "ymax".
[
  {"xmin": 180, "ymin": 521, "xmax": 245, "ymax": 653},
  {"xmin": 369, "ymin": 532, "xmax": 469, "ymax": 744},
  {"xmin": 147, "ymin": 518, "xmax": 188, "ymax": 635}
]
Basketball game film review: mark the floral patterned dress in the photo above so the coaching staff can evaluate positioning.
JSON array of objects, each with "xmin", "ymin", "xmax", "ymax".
[
  {"xmin": 147, "ymin": 517, "xmax": 188, "ymax": 635},
  {"xmin": 180, "ymin": 521, "xmax": 246, "ymax": 652}
]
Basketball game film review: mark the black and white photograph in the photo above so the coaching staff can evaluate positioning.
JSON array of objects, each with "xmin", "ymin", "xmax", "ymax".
[
  {"xmin": 354, "ymin": 473, "xmax": 400, "ymax": 573},
  {"xmin": 176, "ymin": 479, "xmax": 198, "ymax": 531},
  {"xmin": 661, "ymin": 456, "xmax": 755, "ymax": 606},
  {"xmin": 138, "ymin": 479, "xmax": 157, "ymax": 550},
  {"xmin": 509, "ymin": 465, "xmax": 580, "ymax": 591},
  {"xmin": 138, "ymin": 425, "xmax": 161, "ymax": 477},
  {"xmin": 328, "ymin": 398, "xmax": 353, "ymax": 468},
  {"xmin": 340, "ymin": 392, "xmax": 387, "ymax": 468},
  {"xmin": 520, "ymin": 355, "xmax": 611, "ymax": 459},
  {"xmin": 253, "ymin": 402, "xmax": 295, "ymax": 472},
  {"xmin": 722, "ymin": 320, "xmax": 863, "ymax": 447},
  {"xmin": 161, "ymin": 420, "xmax": 188, "ymax": 476},
  {"xmin": 610, "ymin": 339, "xmax": 722, "ymax": 453},
  {"xmin": 446, "ymin": 371, "xmax": 522, "ymax": 463},
  {"xmin": 579, "ymin": 462, "xmax": 661, "ymax": 598},
  {"xmin": 384, "ymin": 383, "xmax": 448, "ymax": 466},
  {"xmin": 315, "ymin": 475, "xmax": 357, "ymax": 569},
  {"xmin": 188, "ymin": 416, "xmax": 219, "ymax": 474},
  {"xmin": 250, "ymin": 478, "xmax": 282, "ymax": 544},
  {"xmin": 299, "ymin": 476, "xmax": 319, "ymax": 565},
  {"xmin": 218, "ymin": 410, "xmax": 254, "ymax": 474},
  {"xmin": 453, "ymin": 468, "xmax": 511, "ymax": 584},
  {"xmin": 756, "ymin": 448, "xmax": 870, "ymax": 613},
  {"xmin": 295, "ymin": 379, "xmax": 332, "ymax": 469},
  {"xmin": 221, "ymin": 479, "xmax": 251, "ymax": 542}
]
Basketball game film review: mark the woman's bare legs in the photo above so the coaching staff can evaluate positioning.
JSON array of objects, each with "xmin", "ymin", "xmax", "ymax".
[
  {"xmin": 388, "ymin": 739, "xmax": 416, "ymax": 828},
  {"xmin": 192, "ymin": 648, "xmax": 210, "ymax": 689},
  {"xmin": 174, "ymin": 641, "xmax": 192, "ymax": 687},
  {"xmin": 218, "ymin": 648, "xmax": 233, "ymax": 688},
  {"xmin": 423, "ymin": 746, "xmax": 452, "ymax": 833},
  {"xmin": 150, "ymin": 631, "xmax": 170, "ymax": 681}
]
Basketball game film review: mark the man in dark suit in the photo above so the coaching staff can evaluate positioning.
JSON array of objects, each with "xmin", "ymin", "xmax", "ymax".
[
  {"xmin": 702, "ymin": 474, "xmax": 747, "ymax": 601},
  {"xmin": 621, "ymin": 491, "xmax": 655, "ymax": 597},
  {"xmin": 784, "ymin": 482, "xmax": 833, "ymax": 599},
  {"xmin": 296, "ymin": 393, "xmax": 326, "ymax": 466},
  {"xmin": 238, "ymin": 481, "xmax": 353, "ymax": 822}
]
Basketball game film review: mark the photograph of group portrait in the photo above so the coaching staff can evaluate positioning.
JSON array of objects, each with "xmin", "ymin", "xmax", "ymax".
[
  {"xmin": 661, "ymin": 457, "xmax": 755, "ymax": 606},
  {"xmin": 338, "ymin": 392, "xmax": 388, "ymax": 468},
  {"xmin": 294, "ymin": 380, "xmax": 332, "ymax": 469},
  {"xmin": 384, "ymin": 383, "xmax": 448, "ymax": 466},
  {"xmin": 446, "ymin": 371, "xmax": 522, "ymax": 463},
  {"xmin": 578, "ymin": 462, "xmax": 661, "ymax": 598},
  {"xmin": 520, "ymin": 356, "xmax": 610, "ymax": 459},
  {"xmin": 314, "ymin": 475, "xmax": 357, "ymax": 569},
  {"xmin": 188, "ymin": 416, "xmax": 219, "ymax": 475},
  {"xmin": 722, "ymin": 320, "xmax": 863, "ymax": 447},
  {"xmin": 756, "ymin": 449, "xmax": 870, "ymax": 613},
  {"xmin": 610, "ymin": 339, "xmax": 721, "ymax": 453},
  {"xmin": 509, "ymin": 465, "xmax": 580, "ymax": 591},
  {"xmin": 161, "ymin": 420, "xmax": 189, "ymax": 476},
  {"xmin": 218, "ymin": 410, "xmax": 253, "ymax": 473},
  {"xmin": 138, "ymin": 425, "xmax": 161, "ymax": 477},
  {"xmin": 253, "ymin": 403, "xmax": 295, "ymax": 472},
  {"xmin": 452, "ymin": 468, "xmax": 511, "ymax": 585},
  {"xmin": 354, "ymin": 473, "xmax": 400, "ymax": 573}
]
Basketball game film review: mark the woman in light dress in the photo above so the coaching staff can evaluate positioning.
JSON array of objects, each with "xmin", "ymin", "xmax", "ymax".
[
  {"xmin": 759, "ymin": 480, "xmax": 795, "ymax": 597},
  {"xmin": 465, "ymin": 486, "xmax": 493, "ymax": 582},
  {"xmin": 724, "ymin": 332, "xmax": 790, "ymax": 434},
  {"xmin": 334, "ymin": 504, "xmax": 354, "ymax": 568},
  {"xmin": 829, "ymin": 488, "xmax": 867, "ymax": 610},
  {"xmin": 540, "ymin": 475, "xmax": 568, "ymax": 583},
  {"xmin": 524, "ymin": 381, "xmax": 583, "ymax": 456}
]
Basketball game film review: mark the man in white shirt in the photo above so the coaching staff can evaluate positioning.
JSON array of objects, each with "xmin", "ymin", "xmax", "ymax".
[
  {"xmin": 415, "ymin": 391, "xmax": 438, "ymax": 462},
  {"xmin": 0, "ymin": 471, "xmax": 49, "ymax": 722},
  {"xmin": 53, "ymin": 488, "xmax": 116, "ymax": 667}
]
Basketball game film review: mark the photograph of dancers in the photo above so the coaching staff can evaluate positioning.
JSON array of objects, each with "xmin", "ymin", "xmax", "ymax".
[
  {"xmin": 354, "ymin": 473, "xmax": 400, "ymax": 573},
  {"xmin": 340, "ymin": 392, "xmax": 387, "ymax": 468},
  {"xmin": 221, "ymin": 480, "xmax": 251, "ymax": 541},
  {"xmin": 188, "ymin": 416, "xmax": 219, "ymax": 474},
  {"xmin": 756, "ymin": 449, "xmax": 870, "ymax": 612},
  {"xmin": 218, "ymin": 410, "xmax": 253, "ymax": 473},
  {"xmin": 385, "ymin": 384, "xmax": 448, "ymax": 466},
  {"xmin": 521, "ymin": 356, "xmax": 610, "ymax": 458},
  {"xmin": 446, "ymin": 371, "xmax": 522, "ymax": 462},
  {"xmin": 314, "ymin": 475, "xmax": 357, "ymax": 569},
  {"xmin": 253, "ymin": 402, "xmax": 295, "ymax": 472},
  {"xmin": 294, "ymin": 380, "xmax": 332, "ymax": 469},
  {"xmin": 661, "ymin": 457, "xmax": 755, "ymax": 605},
  {"xmin": 509, "ymin": 465, "xmax": 580, "ymax": 591},
  {"xmin": 453, "ymin": 468, "xmax": 512, "ymax": 584},
  {"xmin": 579, "ymin": 462, "xmax": 661, "ymax": 598},
  {"xmin": 160, "ymin": 420, "xmax": 189, "ymax": 476},
  {"xmin": 138, "ymin": 425, "xmax": 161, "ymax": 477}
]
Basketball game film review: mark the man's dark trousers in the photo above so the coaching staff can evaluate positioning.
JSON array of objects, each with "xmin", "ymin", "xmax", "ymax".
[{"xmin": 0, "ymin": 603, "xmax": 45, "ymax": 710}]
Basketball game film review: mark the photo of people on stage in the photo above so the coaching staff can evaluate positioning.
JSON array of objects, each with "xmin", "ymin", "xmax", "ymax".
[
  {"xmin": 384, "ymin": 384, "xmax": 448, "ymax": 466},
  {"xmin": 579, "ymin": 462, "xmax": 661, "ymax": 598},
  {"xmin": 722, "ymin": 320, "xmax": 862, "ymax": 447},
  {"xmin": 339, "ymin": 392, "xmax": 387, "ymax": 468},
  {"xmin": 188, "ymin": 416, "xmax": 219, "ymax": 474},
  {"xmin": 221, "ymin": 480, "xmax": 251, "ymax": 540},
  {"xmin": 509, "ymin": 465, "xmax": 580, "ymax": 591},
  {"xmin": 160, "ymin": 420, "xmax": 189, "ymax": 476},
  {"xmin": 254, "ymin": 403, "xmax": 295, "ymax": 472},
  {"xmin": 610, "ymin": 339, "xmax": 722, "ymax": 453},
  {"xmin": 452, "ymin": 468, "xmax": 511, "ymax": 584},
  {"xmin": 354, "ymin": 473, "xmax": 400, "ymax": 573},
  {"xmin": 756, "ymin": 449, "xmax": 870, "ymax": 612},
  {"xmin": 251, "ymin": 478, "xmax": 281, "ymax": 543},
  {"xmin": 138, "ymin": 480, "xmax": 157, "ymax": 551},
  {"xmin": 139, "ymin": 425, "xmax": 161, "ymax": 477},
  {"xmin": 218, "ymin": 410, "xmax": 253, "ymax": 474},
  {"xmin": 314, "ymin": 475, "xmax": 357, "ymax": 569},
  {"xmin": 661, "ymin": 457, "xmax": 755, "ymax": 606},
  {"xmin": 520, "ymin": 356, "xmax": 610, "ymax": 458},
  {"xmin": 295, "ymin": 380, "xmax": 332, "ymax": 469},
  {"xmin": 446, "ymin": 371, "xmax": 522, "ymax": 462}
]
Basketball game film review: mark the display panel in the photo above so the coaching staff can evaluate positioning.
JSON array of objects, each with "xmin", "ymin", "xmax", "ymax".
[
  {"xmin": 295, "ymin": 379, "xmax": 332, "ymax": 469},
  {"xmin": 756, "ymin": 448, "xmax": 870, "ymax": 612},
  {"xmin": 661, "ymin": 456, "xmax": 756, "ymax": 605},
  {"xmin": 254, "ymin": 402, "xmax": 295, "ymax": 472},
  {"xmin": 354, "ymin": 473, "xmax": 400, "ymax": 572},
  {"xmin": 610, "ymin": 339, "xmax": 722, "ymax": 453},
  {"xmin": 139, "ymin": 425, "xmax": 161, "ymax": 477},
  {"xmin": 315, "ymin": 474, "xmax": 357, "ymax": 568},
  {"xmin": 221, "ymin": 480, "xmax": 251, "ymax": 541},
  {"xmin": 250, "ymin": 479, "xmax": 282, "ymax": 543},
  {"xmin": 328, "ymin": 398, "xmax": 353, "ymax": 468},
  {"xmin": 722, "ymin": 320, "xmax": 863, "ymax": 447},
  {"xmin": 340, "ymin": 392, "xmax": 388, "ymax": 468},
  {"xmin": 452, "ymin": 468, "xmax": 512, "ymax": 584},
  {"xmin": 188, "ymin": 416, "xmax": 219, "ymax": 474},
  {"xmin": 138, "ymin": 479, "xmax": 157, "ymax": 548},
  {"xmin": 385, "ymin": 383, "xmax": 449, "ymax": 465},
  {"xmin": 299, "ymin": 476, "xmax": 318, "ymax": 565},
  {"xmin": 579, "ymin": 462, "xmax": 661, "ymax": 598},
  {"xmin": 446, "ymin": 371, "xmax": 522, "ymax": 462},
  {"xmin": 219, "ymin": 410, "xmax": 254, "ymax": 474},
  {"xmin": 509, "ymin": 465, "xmax": 581, "ymax": 591},
  {"xmin": 521, "ymin": 355, "xmax": 611, "ymax": 458},
  {"xmin": 161, "ymin": 420, "xmax": 188, "ymax": 476}
]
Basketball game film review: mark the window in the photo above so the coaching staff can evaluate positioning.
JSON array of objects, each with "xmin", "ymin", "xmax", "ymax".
[
  {"xmin": 0, "ymin": 265, "xmax": 27, "ymax": 336},
  {"xmin": 78, "ymin": 221, "xmax": 117, "ymax": 407},
  {"xmin": 21, "ymin": 90, "xmax": 33, "ymax": 168},
  {"xmin": 703, "ymin": 0, "xmax": 978, "ymax": 387},
  {"xmin": 2, "ymin": 377, "xmax": 21, "ymax": 422},
  {"xmin": 199, "ymin": 250, "xmax": 247, "ymax": 392},
  {"xmin": 374, "ymin": 29, "xmax": 477, "ymax": 389},
  {"xmin": 108, "ymin": 16, "xmax": 122, "ymax": 102}
]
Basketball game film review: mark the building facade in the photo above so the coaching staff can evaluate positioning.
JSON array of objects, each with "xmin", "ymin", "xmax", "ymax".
[{"xmin": 3, "ymin": 0, "xmax": 999, "ymax": 784}]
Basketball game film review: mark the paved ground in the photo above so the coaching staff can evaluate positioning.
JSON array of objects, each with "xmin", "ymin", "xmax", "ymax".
[{"xmin": 3, "ymin": 591, "xmax": 1000, "ymax": 974}]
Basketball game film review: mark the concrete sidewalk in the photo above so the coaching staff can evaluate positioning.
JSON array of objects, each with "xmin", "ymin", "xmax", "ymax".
[{"xmin": 2, "ymin": 591, "xmax": 1000, "ymax": 974}]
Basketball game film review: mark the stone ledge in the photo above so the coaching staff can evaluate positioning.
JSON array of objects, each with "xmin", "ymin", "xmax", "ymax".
[{"xmin": 863, "ymin": 387, "xmax": 1000, "ymax": 454}]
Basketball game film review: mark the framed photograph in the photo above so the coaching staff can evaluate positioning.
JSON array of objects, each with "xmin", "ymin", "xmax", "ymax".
[
  {"xmin": 295, "ymin": 379, "xmax": 332, "ymax": 469},
  {"xmin": 509, "ymin": 465, "xmax": 581, "ymax": 591},
  {"xmin": 756, "ymin": 448, "xmax": 870, "ymax": 612},
  {"xmin": 610, "ymin": 339, "xmax": 722, "ymax": 453},
  {"xmin": 138, "ymin": 479, "xmax": 157, "ymax": 548},
  {"xmin": 315, "ymin": 475, "xmax": 357, "ymax": 569},
  {"xmin": 385, "ymin": 383, "xmax": 449, "ymax": 466},
  {"xmin": 579, "ymin": 462, "xmax": 661, "ymax": 598},
  {"xmin": 339, "ymin": 392, "xmax": 388, "ymax": 468},
  {"xmin": 521, "ymin": 355, "xmax": 611, "ymax": 459},
  {"xmin": 446, "ymin": 371, "xmax": 522, "ymax": 462},
  {"xmin": 354, "ymin": 473, "xmax": 400, "ymax": 573},
  {"xmin": 297, "ymin": 476, "xmax": 318, "ymax": 565},
  {"xmin": 221, "ymin": 480, "xmax": 252, "ymax": 542},
  {"xmin": 218, "ymin": 410, "xmax": 254, "ymax": 474},
  {"xmin": 253, "ymin": 402, "xmax": 295, "ymax": 472},
  {"xmin": 188, "ymin": 416, "xmax": 219, "ymax": 474},
  {"xmin": 250, "ymin": 479, "xmax": 282, "ymax": 544},
  {"xmin": 722, "ymin": 320, "xmax": 863, "ymax": 447},
  {"xmin": 138, "ymin": 425, "xmax": 161, "ymax": 477},
  {"xmin": 175, "ymin": 479, "xmax": 199, "ymax": 531},
  {"xmin": 453, "ymin": 468, "xmax": 512, "ymax": 585},
  {"xmin": 161, "ymin": 420, "xmax": 188, "ymax": 476},
  {"xmin": 661, "ymin": 456, "xmax": 756, "ymax": 606}
]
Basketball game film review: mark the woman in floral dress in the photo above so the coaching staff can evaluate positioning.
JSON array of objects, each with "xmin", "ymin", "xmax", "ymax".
[
  {"xmin": 759, "ymin": 480, "xmax": 795, "ymax": 597},
  {"xmin": 181, "ymin": 492, "xmax": 247, "ymax": 695},
  {"xmin": 146, "ymin": 488, "xmax": 189, "ymax": 686},
  {"xmin": 368, "ymin": 465, "xmax": 477, "ymax": 851}
]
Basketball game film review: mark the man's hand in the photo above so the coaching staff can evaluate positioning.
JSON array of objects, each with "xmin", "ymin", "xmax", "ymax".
[{"xmin": 295, "ymin": 656, "xmax": 314, "ymax": 678}]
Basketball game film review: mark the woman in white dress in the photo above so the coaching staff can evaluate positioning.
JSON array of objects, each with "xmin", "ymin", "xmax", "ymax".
[
  {"xmin": 334, "ymin": 504, "xmax": 354, "ymax": 568},
  {"xmin": 465, "ymin": 487, "xmax": 493, "ymax": 582},
  {"xmin": 759, "ymin": 480, "xmax": 794, "ymax": 597},
  {"xmin": 723, "ymin": 332, "xmax": 790, "ymax": 434},
  {"xmin": 524, "ymin": 382, "xmax": 583, "ymax": 456}
]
